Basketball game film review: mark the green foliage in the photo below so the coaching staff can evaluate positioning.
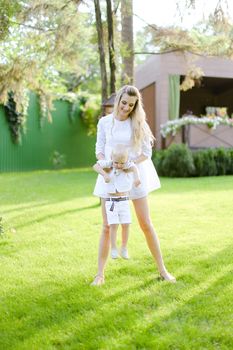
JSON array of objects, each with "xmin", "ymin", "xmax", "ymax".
[
  {"xmin": 0, "ymin": 2, "xmax": 100, "ymax": 116},
  {"xmin": 193, "ymin": 149, "xmax": 217, "ymax": 176},
  {"xmin": 193, "ymin": 147, "xmax": 233, "ymax": 176},
  {"xmin": 50, "ymin": 150, "xmax": 66, "ymax": 169},
  {"xmin": 226, "ymin": 148, "xmax": 233, "ymax": 174},
  {"xmin": 4, "ymin": 91, "xmax": 26, "ymax": 143},
  {"xmin": 152, "ymin": 149, "xmax": 167, "ymax": 176},
  {"xmin": 80, "ymin": 96, "xmax": 101, "ymax": 136},
  {"xmin": 69, "ymin": 99, "xmax": 81, "ymax": 123},
  {"xmin": 153, "ymin": 145, "xmax": 233, "ymax": 177},
  {"xmin": 0, "ymin": 0, "xmax": 21, "ymax": 40},
  {"xmin": 154, "ymin": 144, "xmax": 195, "ymax": 177},
  {"xmin": 213, "ymin": 147, "xmax": 231, "ymax": 175},
  {"xmin": 135, "ymin": 4, "xmax": 233, "ymax": 70}
]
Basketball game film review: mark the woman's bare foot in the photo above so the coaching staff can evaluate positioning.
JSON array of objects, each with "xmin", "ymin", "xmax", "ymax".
[
  {"xmin": 159, "ymin": 270, "xmax": 176, "ymax": 283},
  {"xmin": 91, "ymin": 275, "xmax": 105, "ymax": 286}
]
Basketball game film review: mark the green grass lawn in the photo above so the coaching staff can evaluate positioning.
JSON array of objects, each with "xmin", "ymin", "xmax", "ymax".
[{"xmin": 0, "ymin": 169, "xmax": 232, "ymax": 350}]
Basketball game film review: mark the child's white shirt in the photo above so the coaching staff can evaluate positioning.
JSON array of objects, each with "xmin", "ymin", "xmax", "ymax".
[{"xmin": 97, "ymin": 160, "xmax": 134, "ymax": 193}]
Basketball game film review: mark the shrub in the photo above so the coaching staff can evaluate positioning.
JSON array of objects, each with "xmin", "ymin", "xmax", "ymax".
[
  {"xmin": 152, "ymin": 149, "xmax": 167, "ymax": 176},
  {"xmin": 226, "ymin": 148, "xmax": 233, "ymax": 175},
  {"xmin": 80, "ymin": 97, "xmax": 100, "ymax": 136},
  {"xmin": 213, "ymin": 147, "xmax": 231, "ymax": 175},
  {"xmin": 153, "ymin": 146, "xmax": 233, "ymax": 177},
  {"xmin": 193, "ymin": 149, "xmax": 217, "ymax": 176},
  {"xmin": 50, "ymin": 150, "xmax": 66, "ymax": 169},
  {"xmin": 160, "ymin": 144, "xmax": 195, "ymax": 177}
]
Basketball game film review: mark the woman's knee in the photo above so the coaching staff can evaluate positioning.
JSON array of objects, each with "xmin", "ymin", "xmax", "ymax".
[{"xmin": 139, "ymin": 219, "xmax": 153, "ymax": 233}]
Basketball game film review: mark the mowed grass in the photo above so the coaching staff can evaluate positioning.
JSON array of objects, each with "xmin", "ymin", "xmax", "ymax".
[{"xmin": 0, "ymin": 169, "xmax": 232, "ymax": 350}]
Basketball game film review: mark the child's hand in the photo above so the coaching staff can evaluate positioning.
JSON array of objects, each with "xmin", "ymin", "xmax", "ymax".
[
  {"xmin": 104, "ymin": 174, "xmax": 111, "ymax": 183},
  {"xmin": 134, "ymin": 179, "xmax": 141, "ymax": 187}
]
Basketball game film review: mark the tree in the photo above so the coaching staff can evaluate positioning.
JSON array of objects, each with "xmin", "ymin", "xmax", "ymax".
[
  {"xmin": 92, "ymin": 0, "xmax": 134, "ymax": 101},
  {"xmin": 134, "ymin": 0, "xmax": 233, "ymax": 90},
  {"xmin": 106, "ymin": 0, "xmax": 116, "ymax": 94},
  {"xmin": 94, "ymin": 0, "xmax": 108, "ymax": 103},
  {"xmin": 0, "ymin": 0, "xmax": 99, "ymax": 118},
  {"xmin": 0, "ymin": 0, "xmax": 21, "ymax": 41},
  {"xmin": 121, "ymin": 0, "xmax": 134, "ymax": 85}
]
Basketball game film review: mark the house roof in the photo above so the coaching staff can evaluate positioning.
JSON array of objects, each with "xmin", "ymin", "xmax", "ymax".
[{"xmin": 135, "ymin": 51, "xmax": 233, "ymax": 90}]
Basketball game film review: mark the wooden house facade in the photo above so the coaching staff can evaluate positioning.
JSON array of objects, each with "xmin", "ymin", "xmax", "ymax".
[{"xmin": 135, "ymin": 51, "xmax": 233, "ymax": 149}]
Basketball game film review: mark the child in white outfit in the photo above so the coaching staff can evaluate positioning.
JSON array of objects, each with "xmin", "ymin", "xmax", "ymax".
[{"xmin": 93, "ymin": 144, "xmax": 141, "ymax": 259}]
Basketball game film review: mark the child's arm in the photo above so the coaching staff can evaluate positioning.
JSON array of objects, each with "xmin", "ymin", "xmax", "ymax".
[
  {"xmin": 93, "ymin": 163, "xmax": 111, "ymax": 183},
  {"xmin": 128, "ymin": 164, "xmax": 141, "ymax": 187}
]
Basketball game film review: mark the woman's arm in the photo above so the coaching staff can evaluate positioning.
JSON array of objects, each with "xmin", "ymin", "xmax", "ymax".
[
  {"xmin": 95, "ymin": 118, "xmax": 106, "ymax": 159},
  {"xmin": 137, "ymin": 132, "xmax": 153, "ymax": 163},
  {"xmin": 130, "ymin": 165, "xmax": 141, "ymax": 187},
  {"xmin": 93, "ymin": 163, "xmax": 110, "ymax": 183},
  {"xmin": 96, "ymin": 153, "xmax": 105, "ymax": 160},
  {"xmin": 133, "ymin": 154, "xmax": 148, "ymax": 164}
]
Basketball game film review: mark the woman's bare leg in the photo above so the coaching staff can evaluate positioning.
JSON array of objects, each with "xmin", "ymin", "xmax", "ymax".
[
  {"xmin": 110, "ymin": 224, "xmax": 119, "ymax": 250},
  {"xmin": 132, "ymin": 196, "xmax": 176, "ymax": 282},
  {"xmin": 91, "ymin": 199, "xmax": 110, "ymax": 285}
]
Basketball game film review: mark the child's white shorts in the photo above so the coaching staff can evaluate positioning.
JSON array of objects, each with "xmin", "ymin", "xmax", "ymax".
[{"xmin": 105, "ymin": 198, "xmax": 131, "ymax": 225}]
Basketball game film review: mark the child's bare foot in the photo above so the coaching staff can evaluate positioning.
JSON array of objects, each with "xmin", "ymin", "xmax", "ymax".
[
  {"xmin": 91, "ymin": 275, "xmax": 105, "ymax": 286},
  {"xmin": 159, "ymin": 270, "xmax": 176, "ymax": 283}
]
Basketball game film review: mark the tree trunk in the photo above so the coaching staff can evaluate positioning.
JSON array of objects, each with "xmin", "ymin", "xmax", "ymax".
[
  {"xmin": 121, "ymin": 0, "xmax": 134, "ymax": 85},
  {"xmin": 106, "ymin": 0, "xmax": 116, "ymax": 94},
  {"xmin": 94, "ymin": 0, "xmax": 108, "ymax": 104}
]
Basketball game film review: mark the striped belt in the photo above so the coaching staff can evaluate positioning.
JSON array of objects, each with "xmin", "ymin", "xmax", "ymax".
[{"xmin": 106, "ymin": 197, "xmax": 129, "ymax": 212}]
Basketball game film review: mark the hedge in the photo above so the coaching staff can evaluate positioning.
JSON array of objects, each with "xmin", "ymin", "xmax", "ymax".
[{"xmin": 152, "ymin": 144, "xmax": 233, "ymax": 177}]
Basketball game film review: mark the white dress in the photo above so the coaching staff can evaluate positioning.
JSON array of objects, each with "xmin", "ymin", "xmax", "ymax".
[{"xmin": 93, "ymin": 114, "xmax": 161, "ymax": 199}]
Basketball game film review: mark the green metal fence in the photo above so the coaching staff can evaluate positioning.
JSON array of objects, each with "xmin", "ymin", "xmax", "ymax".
[{"xmin": 0, "ymin": 93, "xmax": 96, "ymax": 172}]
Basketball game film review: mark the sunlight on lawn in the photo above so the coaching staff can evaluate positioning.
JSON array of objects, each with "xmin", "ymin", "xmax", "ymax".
[{"xmin": 0, "ymin": 170, "xmax": 232, "ymax": 349}]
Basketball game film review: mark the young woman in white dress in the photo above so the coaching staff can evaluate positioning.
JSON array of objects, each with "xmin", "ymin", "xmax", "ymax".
[{"xmin": 92, "ymin": 85, "xmax": 176, "ymax": 285}]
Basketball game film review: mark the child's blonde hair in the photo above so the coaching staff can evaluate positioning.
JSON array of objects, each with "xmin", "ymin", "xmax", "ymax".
[
  {"xmin": 113, "ymin": 85, "xmax": 155, "ymax": 150},
  {"xmin": 111, "ymin": 144, "xmax": 128, "ymax": 163}
]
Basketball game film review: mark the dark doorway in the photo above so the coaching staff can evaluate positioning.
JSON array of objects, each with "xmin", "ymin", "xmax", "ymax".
[{"xmin": 180, "ymin": 76, "xmax": 233, "ymax": 117}]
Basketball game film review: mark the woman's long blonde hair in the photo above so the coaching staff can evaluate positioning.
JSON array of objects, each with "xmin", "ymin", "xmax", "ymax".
[{"xmin": 113, "ymin": 85, "xmax": 155, "ymax": 150}]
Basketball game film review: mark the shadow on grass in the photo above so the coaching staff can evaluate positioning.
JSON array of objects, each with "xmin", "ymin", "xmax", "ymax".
[
  {"xmin": 1, "ymin": 245, "xmax": 232, "ymax": 349},
  {"xmin": 128, "ymin": 270, "xmax": 232, "ymax": 349},
  {"xmin": 0, "ymin": 201, "xmax": 51, "ymax": 215},
  {"xmin": 0, "ymin": 202, "xmax": 100, "ymax": 257},
  {"xmin": 0, "ymin": 169, "xmax": 97, "ymax": 206},
  {"xmin": 10, "ymin": 203, "xmax": 100, "ymax": 231}
]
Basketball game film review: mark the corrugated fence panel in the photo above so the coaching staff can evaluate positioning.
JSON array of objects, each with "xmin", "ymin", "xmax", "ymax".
[{"xmin": 0, "ymin": 93, "xmax": 96, "ymax": 172}]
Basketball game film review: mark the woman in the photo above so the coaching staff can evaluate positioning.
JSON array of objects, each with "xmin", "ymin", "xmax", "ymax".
[{"xmin": 92, "ymin": 85, "xmax": 176, "ymax": 285}]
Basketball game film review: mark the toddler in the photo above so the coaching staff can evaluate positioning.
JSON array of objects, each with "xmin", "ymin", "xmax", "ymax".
[{"xmin": 93, "ymin": 144, "xmax": 141, "ymax": 259}]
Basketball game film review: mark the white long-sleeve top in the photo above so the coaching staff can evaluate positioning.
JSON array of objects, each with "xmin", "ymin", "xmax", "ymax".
[{"xmin": 95, "ymin": 114, "xmax": 152, "ymax": 160}]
